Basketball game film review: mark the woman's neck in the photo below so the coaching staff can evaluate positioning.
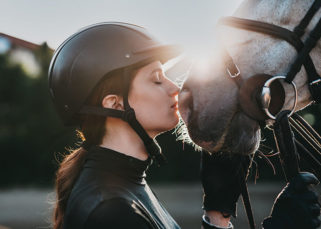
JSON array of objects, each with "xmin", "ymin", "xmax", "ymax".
[{"xmin": 100, "ymin": 118, "xmax": 149, "ymax": 161}]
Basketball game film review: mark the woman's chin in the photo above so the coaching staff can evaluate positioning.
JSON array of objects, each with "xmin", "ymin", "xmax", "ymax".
[{"xmin": 167, "ymin": 115, "xmax": 179, "ymax": 130}]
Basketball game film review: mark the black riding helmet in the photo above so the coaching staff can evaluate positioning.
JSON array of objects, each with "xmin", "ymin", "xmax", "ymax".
[{"xmin": 48, "ymin": 22, "xmax": 181, "ymax": 165}]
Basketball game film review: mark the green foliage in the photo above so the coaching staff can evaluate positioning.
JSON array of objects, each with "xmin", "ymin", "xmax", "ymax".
[{"xmin": 0, "ymin": 46, "xmax": 76, "ymax": 187}]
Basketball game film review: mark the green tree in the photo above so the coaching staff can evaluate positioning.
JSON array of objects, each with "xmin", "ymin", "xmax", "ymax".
[{"xmin": 0, "ymin": 45, "xmax": 76, "ymax": 187}]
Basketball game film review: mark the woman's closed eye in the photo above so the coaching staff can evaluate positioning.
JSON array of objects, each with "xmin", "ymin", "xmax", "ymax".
[{"xmin": 153, "ymin": 71, "xmax": 164, "ymax": 84}]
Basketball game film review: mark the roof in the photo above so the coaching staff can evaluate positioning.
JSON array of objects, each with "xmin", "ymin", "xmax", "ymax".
[{"xmin": 0, "ymin": 32, "xmax": 42, "ymax": 51}]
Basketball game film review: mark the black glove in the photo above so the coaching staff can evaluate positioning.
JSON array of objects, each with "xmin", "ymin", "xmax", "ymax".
[
  {"xmin": 262, "ymin": 172, "xmax": 321, "ymax": 229},
  {"xmin": 201, "ymin": 151, "xmax": 252, "ymax": 217}
]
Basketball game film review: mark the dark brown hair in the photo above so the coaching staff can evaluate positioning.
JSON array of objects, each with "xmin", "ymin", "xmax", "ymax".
[{"xmin": 53, "ymin": 69, "xmax": 135, "ymax": 229}]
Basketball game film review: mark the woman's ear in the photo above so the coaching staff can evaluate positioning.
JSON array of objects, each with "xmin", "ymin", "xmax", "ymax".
[{"xmin": 101, "ymin": 95, "xmax": 124, "ymax": 110}]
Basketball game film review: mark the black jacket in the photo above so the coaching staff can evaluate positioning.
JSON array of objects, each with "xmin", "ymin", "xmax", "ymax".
[{"xmin": 63, "ymin": 146, "xmax": 180, "ymax": 229}]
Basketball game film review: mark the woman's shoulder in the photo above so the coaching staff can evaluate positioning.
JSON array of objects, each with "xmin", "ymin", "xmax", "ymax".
[
  {"xmin": 65, "ymin": 173, "xmax": 152, "ymax": 228},
  {"xmin": 84, "ymin": 198, "xmax": 152, "ymax": 229},
  {"xmin": 65, "ymin": 186, "xmax": 152, "ymax": 228},
  {"xmin": 64, "ymin": 170, "xmax": 125, "ymax": 228}
]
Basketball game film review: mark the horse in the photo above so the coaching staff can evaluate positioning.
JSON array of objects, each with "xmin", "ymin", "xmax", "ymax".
[{"xmin": 178, "ymin": 0, "xmax": 321, "ymax": 156}]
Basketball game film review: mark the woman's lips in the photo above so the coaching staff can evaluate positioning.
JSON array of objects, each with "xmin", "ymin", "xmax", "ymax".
[{"xmin": 171, "ymin": 102, "xmax": 178, "ymax": 109}]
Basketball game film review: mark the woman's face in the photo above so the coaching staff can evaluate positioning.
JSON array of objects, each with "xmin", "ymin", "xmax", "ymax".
[{"xmin": 128, "ymin": 61, "xmax": 180, "ymax": 137}]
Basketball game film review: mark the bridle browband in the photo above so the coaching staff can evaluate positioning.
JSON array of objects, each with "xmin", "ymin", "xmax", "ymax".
[
  {"xmin": 216, "ymin": 1, "xmax": 321, "ymax": 228},
  {"xmin": 218, "ymin": 0, "xmax": 321, "ymax": 121}
]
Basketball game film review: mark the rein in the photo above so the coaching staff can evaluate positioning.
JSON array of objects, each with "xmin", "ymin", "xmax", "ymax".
[
  {"xmin": 274, "ymin": 111, "xmax": 321, "ymax": 182},
  {"xmin": 216, "ymin": 1, "xmax": 321, "ymax": 228}
]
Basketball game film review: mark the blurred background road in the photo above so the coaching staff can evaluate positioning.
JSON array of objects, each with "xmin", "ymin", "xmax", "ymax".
[{"xmin": 1, "ymin": 182, "xmax": 310, "ymax": 229}]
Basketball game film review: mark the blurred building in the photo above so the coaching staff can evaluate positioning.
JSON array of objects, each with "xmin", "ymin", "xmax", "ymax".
[{"xmin": 0, "ymin": 33, "xmax": 52, "ymax": 77}]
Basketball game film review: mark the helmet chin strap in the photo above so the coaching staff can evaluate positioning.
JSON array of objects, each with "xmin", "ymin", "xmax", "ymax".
[{"xmin": 121, "ymin": 67, "xmax": 167, "ymax": 166}]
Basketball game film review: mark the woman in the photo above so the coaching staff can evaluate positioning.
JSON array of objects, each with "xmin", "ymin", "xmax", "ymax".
[
  {"xmin": 49, "ymin": 22, "xmax": 182, "ymax": 229},
  {"xmin": 49, "ymin": 22, "xmax": 320, "ymax": 229}
]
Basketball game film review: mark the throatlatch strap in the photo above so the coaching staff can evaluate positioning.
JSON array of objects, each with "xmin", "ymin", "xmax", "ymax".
[
  {"xmin": 285, "ymin": 17, "xmax": 321, "ymax": 103},
  {"xmin": 286, "ymin": 18, "xmax": 321, "ymax": 81},
  {"xmin": 293, "ymin": 0, "xmax": 321, "ymax": 37}
]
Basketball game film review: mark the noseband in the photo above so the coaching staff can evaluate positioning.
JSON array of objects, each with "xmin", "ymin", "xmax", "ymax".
[
  {"xmin": 218, "ymin": 0, "xmax": 321, "ymax": 122},
  {"xmin": 217, "ymin": 1, "xmax": 321, "ymax": 228}
]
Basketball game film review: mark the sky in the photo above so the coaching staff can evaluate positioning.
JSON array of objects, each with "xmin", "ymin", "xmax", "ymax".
[{"xmin": 1, "ymin": 0, "xmax": 243, "ymax": 53}]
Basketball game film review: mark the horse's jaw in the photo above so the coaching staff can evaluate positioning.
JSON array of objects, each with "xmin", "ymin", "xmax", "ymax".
[
  {"xmin": 178, "ymin": 100, "xmax": 261, "ymax": 155},
  {"xmin": 178, "ymin": 68, "xmax": 261, "ymax": 155},
  {"xmin": 217, "ymin": 112, "xmax": 261, "ymax": 155}
]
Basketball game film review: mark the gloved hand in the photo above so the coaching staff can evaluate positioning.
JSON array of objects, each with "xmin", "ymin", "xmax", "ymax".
[
  {"xmin": 262, "ymin": 172, "xmax": 321, "ymax": 229},
  {"xmin": 201, "ymin": 151, "xmax": 252, "ymax": 217}
]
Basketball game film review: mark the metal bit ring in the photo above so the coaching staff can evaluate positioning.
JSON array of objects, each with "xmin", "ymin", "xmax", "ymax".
[{"xmin": 261, "ymin": 75, "xmax": 298, "ymax": 120}]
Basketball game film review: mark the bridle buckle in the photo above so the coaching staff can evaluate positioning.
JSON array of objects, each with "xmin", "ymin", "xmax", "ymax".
[
  {"xmin": 309, "ymin": 78, "xmax": 321, "ymax": 104},
  {"xmin": 227, "ymin": 64, "xmax": 241, "ymax": 78},
  {"xmin": 310, "ymin": 78, "xmax": 321, "ymax": 86}
]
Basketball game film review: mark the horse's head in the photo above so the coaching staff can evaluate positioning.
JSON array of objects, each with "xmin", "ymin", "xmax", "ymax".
[{"xmin": 178, "ymin": 0, "xmax": 321, "ymax": 155}]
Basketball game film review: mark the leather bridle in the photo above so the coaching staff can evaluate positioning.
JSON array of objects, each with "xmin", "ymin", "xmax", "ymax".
[
  {"xmin": 218, "ymin": 0, "xmax": 321, "ymax": 122},
  {"xmin": 216, "ymin": 1, "xmax": 321, "ymax": 228}
]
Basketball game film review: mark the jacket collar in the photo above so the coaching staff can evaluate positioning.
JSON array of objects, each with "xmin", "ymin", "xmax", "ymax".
[{"xmin": 84, "ymin": 146, "xmax": 152, "ymax": 184}]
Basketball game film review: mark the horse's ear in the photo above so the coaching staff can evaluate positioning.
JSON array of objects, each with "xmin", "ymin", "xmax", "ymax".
[{"xmin": 239, "ymin": 74, "xmax": 285, "ymax": 121}]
